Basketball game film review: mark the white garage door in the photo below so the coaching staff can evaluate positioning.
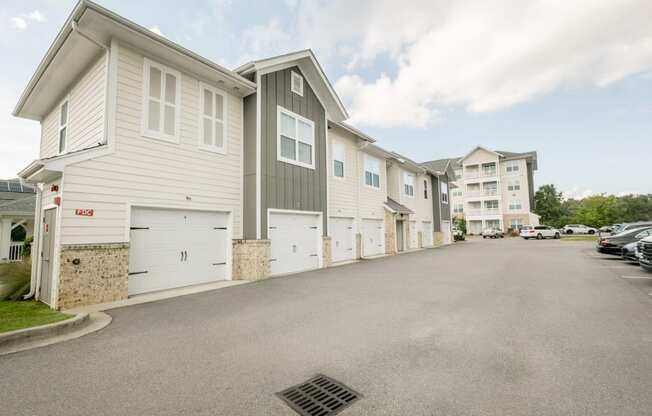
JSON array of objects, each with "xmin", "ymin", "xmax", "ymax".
[
  {"xmin": 361, "ymin": 218, "xmax": 384, "ymax": 257},
  {"xmin": 442, "ymin": 220, "xmax": 452, "ymax": 244},
  {"xmin": 330, "ymin": 217, "xmax": 354, "ymax": 263},
  {"xmin": 421, "ymin": 221, "xmax": 433, "ymax": 246},
  {"xmin": 269, "ymin": 211, "xmax": 321, "ymax": 276},
  {"xmin": 409, "ymin": 220, "xmax": 418, "ymax": 249},
  {"xmin": 128, "ymin": 207, "xmax": 229, "ymax": 296}
]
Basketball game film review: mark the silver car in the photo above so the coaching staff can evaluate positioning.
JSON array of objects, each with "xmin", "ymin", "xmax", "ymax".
[{"xmin": 482, "ymin": 228, "xmax": 505, "ymax": 239}]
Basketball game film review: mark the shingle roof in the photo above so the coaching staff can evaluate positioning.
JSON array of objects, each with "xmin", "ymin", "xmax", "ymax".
[
  {"xmin": 421, "ymin": 158, "xmax": 453, "ymax": 173},
  {"xmin": 0, "ymin": 179, "xmax": 35, "ymax": 194},
  {"xmin": 385, "ymin": 197, "xmax": 414, "ymax": 214},
  {"xmin": 0, "ymin": 196, "xmax": 36, "ymax": 215}
]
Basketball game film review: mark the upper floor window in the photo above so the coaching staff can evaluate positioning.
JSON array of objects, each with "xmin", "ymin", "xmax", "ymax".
[
  {"xmin": 199, "ymin": 83, "xmax": 227, "ymax": 154},
  {"xmin": 453, "ymin": 203, "xmax": 464, "ymax": 213},
  {"xmin": 507, "ymin": 180, "xmax": 520, "ymax": 191},
  {"xmin": 440, "ymin": 181, "xmax": 449, "ymax": 203},
  {"xmin": 423, "ymin": 180, "xmax": 428, "ymax": 199},
  {"xmin": 485, "ymin": 200, "xmax": 499, "ymax": 209},
  {"xmin": 452, "ymin": 190, "xmax": 463, "ymax": 197},
  {"xmin": 509, "ymin": 200, "xmax": 522, "ymax": 210},
  {"xmin": 291, "ymin": 71, "xmax": 304, "ymax": 96},
  {"xmin": 278, "ymin": 106, "xmax": 314, "ymax": 169},
  {"xmin": 333, "ymin": 142, "xmax": 345, "ymax": 178},
  {"xmin": 454, "ymin": 169, "xmax": 462, "ymax": 180},
  {"xmin": 505, "ymin": 160, "xmax": 519, "ymax": 173},
  {"xmin": 58, "ymin": 100, "xmax": 68, "ymax": 153},
  {"xmin": 403, "ymin": 172, "xmax": 414, "ymax": 197},
  {"xmin": 364, "ymin": 155, "xmax": 381, "ymax": 189},
  {"xmin": 143, "ymin": 58, "xmax": 181, "ymax": 142}
]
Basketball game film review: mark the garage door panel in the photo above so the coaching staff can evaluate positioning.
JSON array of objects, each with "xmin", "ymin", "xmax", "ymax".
[
  {"xmin": 331, "ymin": 217, "xmax": 354, "ymax": 263},
  {"xmin": 128, "ymin": 207, "xmax": 230, "ymax": 296},
  {"xmin": 362, "ymin": 218, "xmax": 384, "ymax": 257},
  {"xmin": 421, "ymin": 221, "xmax": 433, "ymax": 246},
  {"xmin": 269, "ymin": 211, "xmax": 321, "ymax": 275}
]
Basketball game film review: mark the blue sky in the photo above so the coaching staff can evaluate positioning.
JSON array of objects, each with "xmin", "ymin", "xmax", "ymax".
[{"xmin": 2, "ymin": 0, "xmax": 651, "ymax": 198}]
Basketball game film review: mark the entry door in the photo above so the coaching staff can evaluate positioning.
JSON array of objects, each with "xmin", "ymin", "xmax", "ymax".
[
  {"xmin": 268, "ymin": 211, "xmax": 321, "ymax": 276},
  {"xmin": 330, "ymin": 217, "xmax": 354, "ymax": 263},
  {"xmin": 409, "ymin": 220, "xmax": 417, "ymax": 248},
  {"xmin": 361, "ymin": 219, "xmax": 384, "ymax": 257},
  {"xmin": 39, "ymin": 208, "xmax": 56, "ymax": 305},
  {"xmin": 396, "ymin": 221, "xmax": 404, "ymax": 252},
  {"xmin": 128, "ymin": 207, "xmax": 229, "ymax": 296}
]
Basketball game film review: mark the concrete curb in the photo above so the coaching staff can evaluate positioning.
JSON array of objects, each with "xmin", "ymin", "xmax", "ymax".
[{"xmin": 0, "ymin": 311, "xmax": 112, "ymax": 355}]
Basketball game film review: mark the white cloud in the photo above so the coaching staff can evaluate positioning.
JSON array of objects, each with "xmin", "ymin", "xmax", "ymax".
[
  {"xmin": 149, "ymin": 25, "xmax": 166, "ymax": 38},
  {"xmin": 10, "ymin": 17, "xmax": 27, "ymax": 30},
  {"xmin": 27, "ymin": 10, "xmax": 46, "ymax": 23},
  {"xmin": 563, "ymin": 187, "xmax": 595, "ymax": 200},
  {"xmin": 237, "ymin": 18, "xmax": 291, "ymax": 64},
  {"xmin": 290, "ymin": 0, "xmax": 652, "ymax": 128},
  {"xmin": 10, "ymin": 10, "xmax": 47, "ymax": 31}
]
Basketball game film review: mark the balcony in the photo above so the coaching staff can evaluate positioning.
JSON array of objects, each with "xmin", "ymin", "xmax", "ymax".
[{"xmin": 465, "ymin": 189, "xmax": 499, "ymax": 198}]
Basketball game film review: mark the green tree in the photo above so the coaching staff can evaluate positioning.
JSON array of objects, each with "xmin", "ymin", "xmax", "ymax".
[{"xmin": 534, "ymin": 184, "xmax": 565, "ymax": 227}]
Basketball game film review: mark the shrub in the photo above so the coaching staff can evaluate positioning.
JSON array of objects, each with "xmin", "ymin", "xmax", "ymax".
[{"xmin": 0, "ymin": 259, "xmax": 32, "ymax": 301}]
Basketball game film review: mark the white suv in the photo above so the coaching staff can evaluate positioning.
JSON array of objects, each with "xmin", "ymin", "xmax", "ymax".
[
  {"xmin": 521, "ymin": 225, "xmax": 561, "ymax": 240},
  {"xmin": 562, "ymin": 224, "xmax": 597, "ymax": 235}
]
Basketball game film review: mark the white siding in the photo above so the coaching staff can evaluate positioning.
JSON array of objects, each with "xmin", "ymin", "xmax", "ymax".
[
  {"xmin": 328, "ymin": 127, "xmax": 358, "ymax": 219},
  {"xmin": 40, "ymin": 54, "xmax": 107, "ymax": 158},
  {"xmin": 397, "ymin": 167, "xmax": 418, "ymax": 212},
  {"xmin": 57, "ymin": 43, "xmax": 244, "ymax": 245},
  {"xmin": 358, "ymin": 151, "xmax": 387, "ymax": 220},
  {"xmin": 414, "ymin": 173, "xmax": 434, "ymax": 224},
  {"xmin": 500, "ymin": 158, "xmax": 531, "ymax": 214}
]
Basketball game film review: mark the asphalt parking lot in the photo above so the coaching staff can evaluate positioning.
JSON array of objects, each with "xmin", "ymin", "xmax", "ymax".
[{"xmin": 2, "ymin": 238, "xmax": 652, "ymax": 416}]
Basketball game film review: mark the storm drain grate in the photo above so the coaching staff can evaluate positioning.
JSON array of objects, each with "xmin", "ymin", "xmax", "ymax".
[{"xmin": 277, "ymin": 374, "xmax": 361, "ymax": 416}]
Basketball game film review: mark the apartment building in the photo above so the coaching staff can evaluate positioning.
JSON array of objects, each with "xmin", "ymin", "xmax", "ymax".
[
  {"xmin": 13, "ymin": 1, "xmax": 456, "ymax": 310},
  {"xmin": 425, "ymin": 146, "xmax": 539, "ymax": 235}
]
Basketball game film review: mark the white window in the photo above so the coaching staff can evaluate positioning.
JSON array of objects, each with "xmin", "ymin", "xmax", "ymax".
[
  {"xmin": 199, "ymin": 83, "xmax": 227, "ymax": 154},
  {"xmin": 452, "ymin": 190, "xmax": 463, "ymax": 197},
  {"xmin": 485, "ymin": 200, "xmax": 499, "ymax": 209},
  {"xmin": 510, "ymin": 218, "xmax": 523, "ymax": 230},
  {"xmin": 277, "ymin": 106, "xmax": 314, "ymax": 169},
  {"xmin": 142, "ymin": 58, "xmax": 181, "ymax": 142},
  {"xmin": 403, "ymin": 172, "xmax": 414, "ymax": 197},
  {"xmin": 505, "ymin": 160, "xmax": 520, "ymax": 172},
  {"xmin": 333, "ymin": 142, "xmax": 345, "ymax": 178},
  {"xmin": 58, "ymin": 100, "xmax": 69, "ymax": 153},
  {"xmin": 364, "ymin": 155, "xmax": 381, "ymax": 189},
  {"xmin": 509, "ymin": 200, "xmax": 522, "ymax": 210},
  {"xmin": 423, "ymin": 180, "xmax": 428, "ymax": 199},
  {"xmin": 291, "ymin": 71, "xmax": 304, "ymax": 96},
  {"xmin": 508, "ymin": 180, "xmax": 520, "ymax": 191},
  {"xmin": 440, "ymin": 181, "xmax": 448, "ymax": 203},
  {"xmin": 454, "ymin": 203, "xmax": 464, "ymax": 213}
]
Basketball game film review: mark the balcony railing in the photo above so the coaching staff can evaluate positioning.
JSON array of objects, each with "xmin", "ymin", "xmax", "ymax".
[
  {"xmin": 465, "ymin": 189, "xmax": 499, "ymax": 198},
  {"xmin": 465, "ymin": 208, "xmax": 501, "ymax": 217},
  {"xmin": 8, "ymin": 242, "xmax": 24, "ymax": 262}
]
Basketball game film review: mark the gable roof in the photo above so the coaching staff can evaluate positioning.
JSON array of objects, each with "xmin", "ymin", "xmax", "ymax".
[
  {"xmin": 0, "ymin": 196, "xmax": 36, "ymax": 216},
  {"xmin": 458, "ymin": 146, "xmax": 504, "ymax": 163},
  {"xmin": 14, "ymin": 0, "xmax": 256, "ymax": 120},
  {"xmin": 420, "ymin": 158, "xmax": 457, "ymax": 180},
  {"xmin": 384, "ymin": 197, "xmax": 414, "ymax": 214},
  {"xmin": 329, "ymin": 121, "xmax": 376, "ymax": 143},
  {"xmin": 235, "ymin": 49, "xmax": 348, "ymax": 122}
]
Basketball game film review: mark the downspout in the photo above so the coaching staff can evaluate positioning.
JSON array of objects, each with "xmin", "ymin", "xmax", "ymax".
[
  {"xmin": 23, "ymin": 184, "xmax": 43, "ymax": 299},
  {"xmin": 71, "ymin": 20, "xmax": 111, "ymax": 145}
]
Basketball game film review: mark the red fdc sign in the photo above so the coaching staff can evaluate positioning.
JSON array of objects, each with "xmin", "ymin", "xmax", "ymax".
[{"xmin": 75, "ymin": 209, "xmax": 94, "ymax": 217}]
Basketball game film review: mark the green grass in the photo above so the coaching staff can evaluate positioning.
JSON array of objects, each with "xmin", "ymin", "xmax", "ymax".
[
  {"xmin": 0, "ymin": 260, "xmax": 32, "ymax": 300},
  {"xmin": 0, "ymin": 301, "xmax": 71, "ymax": 333},
  {"xmin": 560, "ymin": 235, "xmax": 598, "ymax": 241}
]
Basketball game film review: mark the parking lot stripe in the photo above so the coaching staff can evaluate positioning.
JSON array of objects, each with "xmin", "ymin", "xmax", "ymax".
[{"xmin": 620, "ymin": 275, "xmax": 652, "ymax": 280}]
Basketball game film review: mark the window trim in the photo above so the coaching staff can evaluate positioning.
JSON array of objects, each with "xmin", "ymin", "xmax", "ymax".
[
  {"xmin": 509, "ymin": 200, "xmax": 522, "ymax": 210},
  {"xmin": 440, "ymin": 181, "xmax": 449, "ymax": 204},
  {"xmin": 505, "ymin": 160, "xmax": 520, "ymax": 173},
  {"xmin": 332, "ymin": 142, "xmax": 345, "ymax": 179},
  {"xmin": 58, "ymin": 97, "xmax": 69, "ymax": 154},
  {"xmin": 403, "ymin": 172, "xmax": 415, "ymax": 198},
  {"xmin": 141, "ymin": 58, "xmax": 181, "ymax": 144},
  {"xmin": 276, "ymin": 105, "xmax": 315, "ymax": 169},
  {"xmin": 291, "ymin": 71, "xmax": 304, "ymax": 96},
  {"xmin": 198, "ymin": 82, "xmax": 228, "ymax": 155},
  {"xmin": 363, "ymin": 155, "xmax": 381, "ymax": 190},
  {"xmin": 507, "ymin": 179, "xmax": 521, "ymax": 191}
]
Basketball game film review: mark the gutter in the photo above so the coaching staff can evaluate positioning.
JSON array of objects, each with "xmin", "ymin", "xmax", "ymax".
[{"xmin": 24, "ymin": 184, "xmax": 43, "ymax": 300}]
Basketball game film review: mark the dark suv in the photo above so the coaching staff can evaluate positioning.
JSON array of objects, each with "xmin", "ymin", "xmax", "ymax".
[{"xmin": 597, "ymin": 226, "xmax": 652, "ymax": 255}]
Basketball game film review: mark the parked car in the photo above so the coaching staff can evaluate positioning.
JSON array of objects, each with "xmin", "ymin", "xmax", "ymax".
[
  {"xmin": 562, "ymin": 224, "xmax": 597, "ymax": 235},
  {"xmin": 482, "ymin": 228, "xmax": 504, "ymax": 239},
  {"xmin": 618, "ymin": 222, "xmax": 652, "ymax": 233},
  {"xmin": 621, "ymin": 241, "xmax": 640, "ymax": 262},
  {"xmin": 596, "ymin": 226, "xmax": 652, "ymax": 255},
  {"xmin": 637, "ymin": 236, "xmax": 652, "ymax": 272},
  {"xmin": 599, "ymin": 225, "xmax": 615, "ymax": 236},
  {"xmin": 520, "ymin": 225, "xmax": 561, "ymax": 240}
]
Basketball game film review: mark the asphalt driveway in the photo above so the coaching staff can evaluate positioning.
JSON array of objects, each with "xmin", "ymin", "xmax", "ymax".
[{"xmin": 2, "ymin": 238, "xmax": 652, "ymax": 415}]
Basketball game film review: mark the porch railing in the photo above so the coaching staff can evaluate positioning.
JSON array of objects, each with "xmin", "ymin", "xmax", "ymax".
[{"xmin": 8, "ymin": 242, "xmax": 24, "ymax": 262}]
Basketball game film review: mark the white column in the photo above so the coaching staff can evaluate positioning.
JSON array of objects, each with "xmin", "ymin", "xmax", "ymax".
[{"xmin": 0, "ymin": 218, "xmax": 12, "ymax": 261}]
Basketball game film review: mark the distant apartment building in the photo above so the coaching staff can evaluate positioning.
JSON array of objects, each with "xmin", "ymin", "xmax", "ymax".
[{"xmin": 424, "ymin": 147, "xmax": 540, "ymax": 235}]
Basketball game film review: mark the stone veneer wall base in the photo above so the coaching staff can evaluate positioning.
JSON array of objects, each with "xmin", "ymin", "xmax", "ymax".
[
  {"xmin": 58, "ymin": 243, "xmax": 129, "ymax": 310},
  {"xmin": 322, "ymin": 236, "xmax": 332, "ymax": 268},
  {"xmin": 433, "ymin": 232, "xmax": 444, "ymax": 247},
  {"xmin": 232, "ymin": 240, "xmax": 270, "ymax": 281},
  {"xmin": 384, "ymin": 210, "xmax": 397, "ymax": 255}
]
